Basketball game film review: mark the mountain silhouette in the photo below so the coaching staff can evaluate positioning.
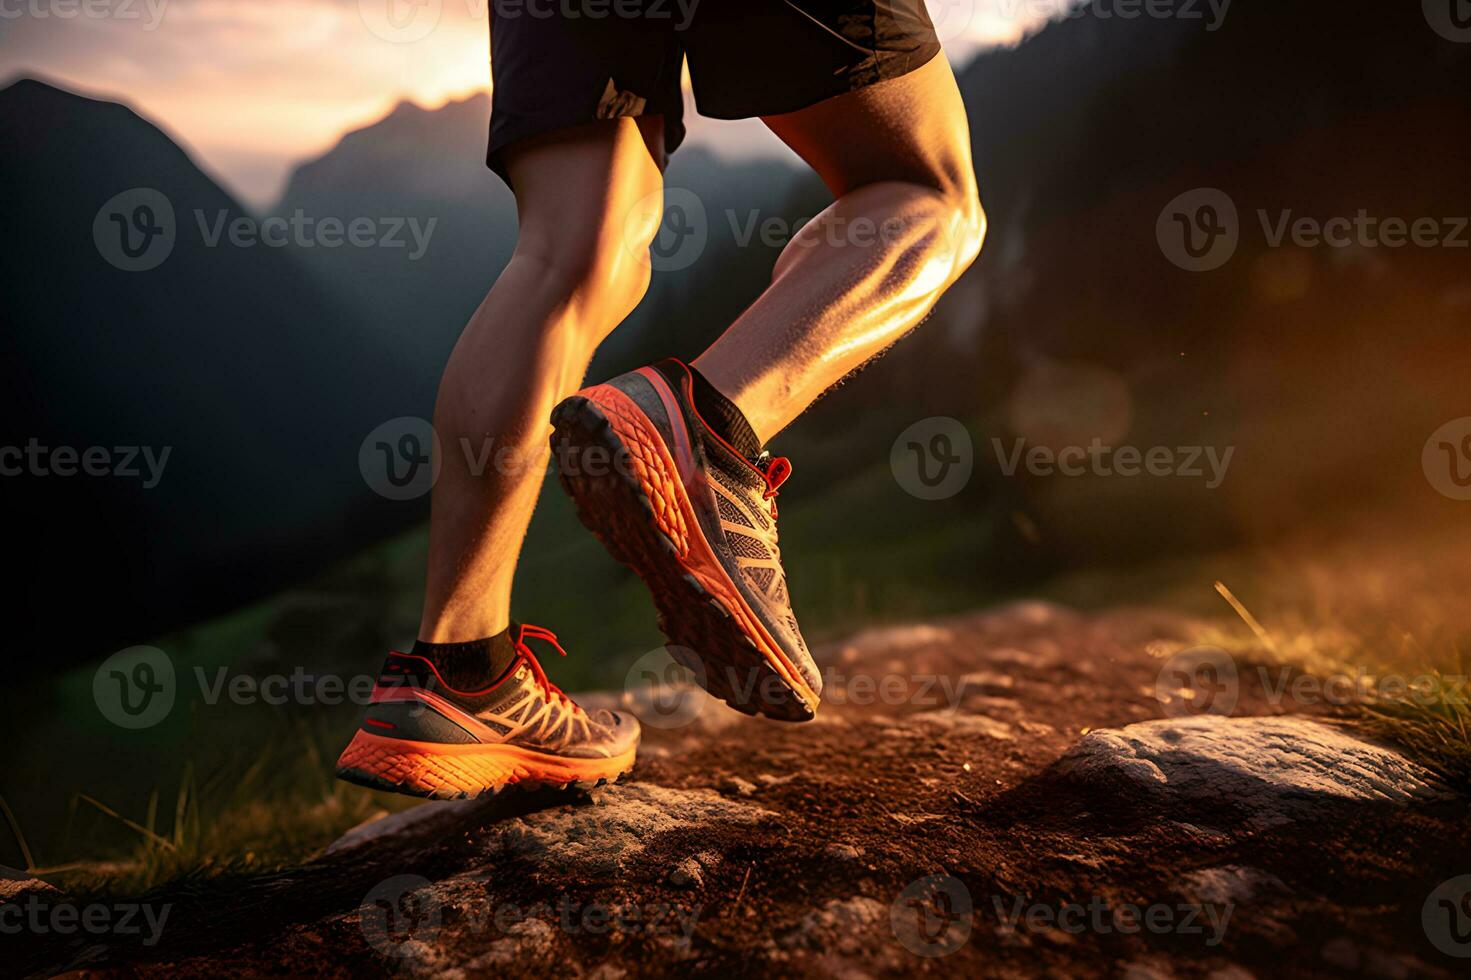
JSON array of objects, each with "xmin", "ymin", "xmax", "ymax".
[{"xmin": 1, "ymin": 78, "xmax": 416, "ymax": 665}]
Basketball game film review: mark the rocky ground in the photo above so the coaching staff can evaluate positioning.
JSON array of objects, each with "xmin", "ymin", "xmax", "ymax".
[{"xmin": 11, "ymin": 602, "xmax": 1471, "ymax": 977}]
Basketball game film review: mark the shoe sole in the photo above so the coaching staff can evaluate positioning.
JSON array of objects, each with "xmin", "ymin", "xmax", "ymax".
[
  {"xmin": 335, "ymin": 730, "xmax": 636, "ymax": 800},
  {"xmin": 550, "ymin": 387, "xmax": 818, "ymax": 722}
]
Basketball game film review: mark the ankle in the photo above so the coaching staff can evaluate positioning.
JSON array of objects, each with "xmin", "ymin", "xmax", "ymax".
[
  {"xmin": 678, "ymin": 363, "xmax": 763, "ymax": 458},
  {"xmin": 410, "ymin": 626, "xmax": 521, "ymax": 690}
]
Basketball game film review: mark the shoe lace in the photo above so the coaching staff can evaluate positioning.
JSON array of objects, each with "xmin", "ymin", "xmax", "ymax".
[
  {"xmin": 515, "ymin": 624, "xmax": 581, "ymax": 714},
  {"xmin": 755, "ymin": 453, "xmax": 793, "ymax": 518}
]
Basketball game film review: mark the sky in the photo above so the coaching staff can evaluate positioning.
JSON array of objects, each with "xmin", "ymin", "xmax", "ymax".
[{"xmin": 2, "ymin": 0, "xmax": 1078, "ymax": 206}]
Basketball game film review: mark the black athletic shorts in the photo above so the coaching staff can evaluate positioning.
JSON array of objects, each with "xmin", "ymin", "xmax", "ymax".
[{"xmin": 486, "ymin": 0, "xmax": 942, "ymax": 184}]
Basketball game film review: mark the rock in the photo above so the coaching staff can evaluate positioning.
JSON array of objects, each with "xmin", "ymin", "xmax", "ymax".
[
  {"xmin": 494, "ymin": 784, "xmax": 772, "ymax": 874},
  {"xmin": 463, "ymin": 919, "xmax": 559, "ymax": 969},
  {"xmin": 823, "ymin": 843, "xmax": 862, "ymax": 862},
  {"xmin": 0, "ymin": 867, "xmax": 60, "ymax": 902},
  {"xmin": 1176, "ymin": 865, "xmax": 1286, "ymax": 906},
  {"xmin": 832, "ymin": 624, "xmax": 954, "ymax": 664},
  {"xmin": 911, "ymin": 710, "xmax": 1015, "ymax": 740},
  {"xmin": 1057, "ymin": 716, "xmax": 1452, "ymax": 824},
  {"xmin": 578, "ymin": 685, "xmax": 740, "ymax": 736},
  {"xmin": 327, "ymin": 803, "xmax": 480, "ymax": 856},
  {"xmin": 668, "ymin": 856, "xmax": 704, "ymax": 888},
  {"xmin": 720, "ymin": 776, "xmax": 758, "ymax": 797},
  {"xmin": 783, "ymin": 897, "xmax": 887, "ymax": 953},
  {"xmin": 959, "ymin": 670, "xmax": 1016, "ymax": 692}
]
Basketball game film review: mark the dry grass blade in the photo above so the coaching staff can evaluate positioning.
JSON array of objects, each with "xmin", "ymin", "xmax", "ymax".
[
  {"xmin": 0, "ymin": 793, "xmax": 36, "ymax": 871},
  {"xmin": 77, "ymin": 794, "xmax": 177, "ymax": 852},
  {"xmin": 1214, "ymin": 580, "xmax": 1279, "ymax": 656}
]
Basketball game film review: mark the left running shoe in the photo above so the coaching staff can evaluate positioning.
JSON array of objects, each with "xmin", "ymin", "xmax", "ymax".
[{"xmin": 335, "ymin": 625, "xmax": 639, "ymax": 799}]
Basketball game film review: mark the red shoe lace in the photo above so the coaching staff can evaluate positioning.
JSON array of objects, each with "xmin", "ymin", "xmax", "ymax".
[
  {"xmin": 515, "ymin": 624, "xmax": 579, "ymax": 711},
  {"xmin": 757, "ymin": 454, "xmax": 793, "ymax": 517}
]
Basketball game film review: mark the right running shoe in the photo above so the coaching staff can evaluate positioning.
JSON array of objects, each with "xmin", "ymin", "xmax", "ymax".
[{"xmin": 550, "ymin": 359, "xmax": 822, "ymax": 721}]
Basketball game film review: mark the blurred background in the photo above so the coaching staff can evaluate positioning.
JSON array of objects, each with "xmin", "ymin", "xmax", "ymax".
[{"xmin": 2, "ymin": 0, "xmax": 1469, "ymax": 886}]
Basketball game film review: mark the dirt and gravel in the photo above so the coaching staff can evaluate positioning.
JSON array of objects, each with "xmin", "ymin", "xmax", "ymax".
[{"xmin": 12, "ymin": 602, "xmax": 1470, "ymax": 977}]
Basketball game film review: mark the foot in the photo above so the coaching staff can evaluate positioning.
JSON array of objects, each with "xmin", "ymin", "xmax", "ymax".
[
  {"xmin": 549, "ymin": 359, "xmax": 822, "ymax": 721},
  {"xmin": 335, "ymin": 625, "xmax": 639, "ymax": 799}
]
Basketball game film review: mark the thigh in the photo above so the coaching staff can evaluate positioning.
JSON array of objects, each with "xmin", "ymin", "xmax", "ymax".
[
  {"xmin": 760, "ymin": 52, "xmax": 975, "ymax": 200},
  {"xmin": 502, "ymin": 115, "xmax": 667, "ymax": 267}
]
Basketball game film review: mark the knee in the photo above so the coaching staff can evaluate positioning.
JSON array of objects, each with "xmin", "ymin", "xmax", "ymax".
[
  {"xmin": 515, "ymin": 195, "xmax": 660, "ymax": 349},
  {"xmin": 525, "ymin": 239, "xmax": 652, "ymax": 346},
  {"xmin": 937, "ymin": 170, "xmax": 987, "ymax": 277}
]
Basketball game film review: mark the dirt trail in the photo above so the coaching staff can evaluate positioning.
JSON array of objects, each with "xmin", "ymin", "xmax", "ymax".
[{"xmin": 15, "ymin": 602, "xmax": 1470, "ymax": 977}]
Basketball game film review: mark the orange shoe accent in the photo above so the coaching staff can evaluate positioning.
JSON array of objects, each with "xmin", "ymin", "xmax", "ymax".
[
  {"xmin": 335, "ymin": 730, "xmax": 636, "ymax": 799},
  {"xmin": 577, "ymin": 383, "xmax": 819, "ymax": 718}
]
